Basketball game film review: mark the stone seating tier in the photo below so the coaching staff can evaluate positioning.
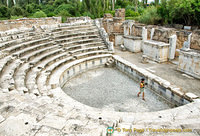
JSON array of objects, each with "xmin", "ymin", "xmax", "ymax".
[
  {"xmin": 53, "ymin": 28, "xmax": 99, "ymax": 39},
  {"xmin": 49, "ymin": 54, "xmax": 112, "ymax": 89}
]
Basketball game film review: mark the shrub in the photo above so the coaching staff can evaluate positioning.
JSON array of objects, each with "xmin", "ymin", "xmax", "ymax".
[
  {"xmin": 105, "ymin": 10, "xmax": 115, "ymax": 17},
  {"xmin": 138, "ymin": 6, "xmax": 161, "ymax": 25},
  {"xmin": 10, "ymin": 16, "xmax": 23, "ymax": 19},
  {"xmin": 82, "ymin": 12, "xmax": 94, "ymax": 19},
  {"xmin": 47, "ymin": 12, "xmax": 56, "ymax": 17},
  {"xmin": 126, "ymin": 9, "xmax": 139, "ymax": 17},
  {"xmin": 0, "ymin": 5, "xmax": 10, "ymax": 18},
  {"xmin": 11, "ymin": 6, "xmax": 25, "ymax": 16},
  {"xmin": 33, "ymin": 11, "xmax": 47, "ymax": 18},
  {"xmin": 58, "ymin": 10, "xmax": 71, "ymax": 23}
]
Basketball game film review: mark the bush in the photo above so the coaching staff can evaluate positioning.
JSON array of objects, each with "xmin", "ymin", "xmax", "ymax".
[
  {"xmin": 126, "ymin": 9, "xmax": 139, "ymax": 17},
  {"xmin": 11, "ymin": 6, "xmax": 25, "ymax": 16},
  {"xmin": 33, "ymin": 11, "xmax": 47, "ymax": 18},
  {"xmin": 105, "ymin": 10, "xmax": 115, "ymax": 17},
  {"xmin": 82, "ymin": 12, "xmax": 94, "ymax": 19},
  {"xmin": 47, "ymin": 12, "xmax": 56, "ymax": 17},
  {"xmin": 138, "ymin": 6, "xmax": 161, "ymax": 25},
  {"xmin": 0, "ymin": 5, "xmax": 10, "ymax": 18},
  {"xmin": 58, "ymin": 10, "xmax": 71, "ymax": 23},
  {"xmin": 10, "ymin": 16, "xmax": 23, "ymax": 19}
]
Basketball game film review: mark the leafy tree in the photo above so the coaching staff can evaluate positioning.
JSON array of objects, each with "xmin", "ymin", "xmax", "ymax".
[
  {"xmin": 26, "ymin": 3, "xmax": 41, "ymax": 14},
  {"xmin": 54, "ymin": 4, "xmax": 75, "ymax": 16},
  {"xmin": 138, "ymin": 6, "xmax": 161, "ymax": 24}
]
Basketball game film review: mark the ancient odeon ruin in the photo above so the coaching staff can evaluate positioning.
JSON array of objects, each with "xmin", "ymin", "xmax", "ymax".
[{"xmin": 0, "ymin": 13, "xmax": 200, "ymax": 136}]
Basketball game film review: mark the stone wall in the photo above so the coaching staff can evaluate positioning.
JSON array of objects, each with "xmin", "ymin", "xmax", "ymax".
[
  {"xmin": 59, "ymin": 55, "xmax": 112, "ymax": 87},
  {"xmin": 66, "ymin": 16, "xmax": 91, "ymax": 23},
  {"xmin": 113, "ymin": 55, "xmax": 195, "ymax": 106},
  {"xmin": 0, "ymin": 17, "xmax": 61, "ymax": 31},
  {"xmin": 124, "ymin": 21, "xmax": 200, "ymax": 57},
  {"xmin": 191, "ymin": 30, "xmax": 200, "ymax": 50},
  {"xmin": 152, "ymin": 28, "xmax": 176, "ymax": 43}
]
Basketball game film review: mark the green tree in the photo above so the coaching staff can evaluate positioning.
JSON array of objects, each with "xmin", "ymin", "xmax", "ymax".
[{"xmin": 139, "ymin": 6, "xmax": 161, "ymax": 24}]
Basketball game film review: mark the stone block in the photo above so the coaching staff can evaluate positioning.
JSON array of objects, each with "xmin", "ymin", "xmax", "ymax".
[
  {"xmin": 177, "ymin": 49, "xmax": 200, "ymax": 79},
  {"xmin": 143, "ymin": 40, "xmax": 170, "ymax": 62},
  {"xmin": 123, "ymin": 35, "xmax": 142, "ymax": 53}
]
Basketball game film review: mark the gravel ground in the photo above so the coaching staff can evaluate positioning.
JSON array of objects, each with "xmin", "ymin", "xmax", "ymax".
[{"xmin": 62, "ymin": 67, "xmax": 172, "ymax": 112}]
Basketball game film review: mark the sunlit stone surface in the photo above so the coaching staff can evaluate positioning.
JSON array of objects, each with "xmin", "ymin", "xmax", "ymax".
[{"xmin": 63, "ymin": 68, "xmax": 172, "ymax": 112}]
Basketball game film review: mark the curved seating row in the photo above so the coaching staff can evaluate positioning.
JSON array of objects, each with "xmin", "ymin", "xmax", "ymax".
[{"xmin": 0, "ymin": 21, "xmax": 111, "ymax": 97}]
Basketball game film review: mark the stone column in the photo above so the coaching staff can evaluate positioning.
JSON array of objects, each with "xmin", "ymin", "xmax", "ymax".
[
  {"xmin": 129, "ymin": 22, "xmax": 134, "ymax": 35},
  {"xmin": 141, "ymin": 27, "xmax": 147, "ymax": 51},
  {"xmin": 169, "ymin": 35, "xmax": 177, "ymax": 60},
  {"xmin": 150, "ymin": 28, "xmax": 155, "ymax": 40},
  {"xmin": 124, "ymin": 22, "xmax": 129, "ymax": 36},
  {"xmin": 182, "ymin": 33, "xmax": 192, "ymax": 51},
  {"xmin": 142, "ymin": 27, "xmax": 147, "ymax": 41}
]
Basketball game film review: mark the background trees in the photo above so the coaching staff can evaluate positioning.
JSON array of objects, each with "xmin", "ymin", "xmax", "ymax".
[{"xmin": 0, "ymin": 0, "xmax": 199, "ymax": 26}]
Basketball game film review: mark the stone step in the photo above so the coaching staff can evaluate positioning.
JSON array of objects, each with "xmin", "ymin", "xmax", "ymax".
[
  {"xmin": 54, "ymin": 31, "xmax": 100, "ymax": 43},
  {"xmin": 14, "ymin": 47, "xmax": 61, "ymax": 94},
  {"xmin": 63, "ymin": 38, "xmax": 103, "ymax": 47},
  {"xmin": 55, "ymin": 34, "xmax": 100, "ymax": 44},
  {"xmin": 52, "ymin": 26, "xmax": 98, "ymax": 36},
  {"xmin": 64, "ymin": 41, "xmax": 104, "ymax": 51},
  {"xmin": 4, "ymin": 37, "xmax": 50, "ymax": 54},
  {"xmin": 69, "ymin": 46, "xmax": 107, "ymax": 55}
]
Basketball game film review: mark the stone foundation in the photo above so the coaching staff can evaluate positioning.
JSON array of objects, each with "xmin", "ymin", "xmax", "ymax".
[{"xmin": 178, "ymin": 50, "xmax": 200, "ymax": 79}]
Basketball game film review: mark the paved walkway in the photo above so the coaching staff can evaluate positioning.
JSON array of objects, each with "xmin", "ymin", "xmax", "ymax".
[{"xmin": 114, "ymin": 46, "xmax": 200, "ymax": 96}]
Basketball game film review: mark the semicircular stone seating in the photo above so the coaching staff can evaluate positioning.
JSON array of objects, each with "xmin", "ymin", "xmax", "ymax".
[
  {"xmin": 0, "ymin": 18, "xmax": 200, "ymax": 136},
  {"xmin": 0, "ymin": 20, "xmax": 112, "ymax": 95}
]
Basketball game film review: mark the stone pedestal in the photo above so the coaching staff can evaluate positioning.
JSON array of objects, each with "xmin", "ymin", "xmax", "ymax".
[
  {"xmin": 115, "ymin": 34, "xmax": 123, "ymax": 46},
  {"xmin": 143, "ymin": 40, "xmax": 170, "ymax": 63},
  {"xmin": 123, "ymin": 35, "xmax": 142, "ymax": 53},
  {"xmin": 178, "ymin": 49, "xmax": 200, "ymax": 79}
]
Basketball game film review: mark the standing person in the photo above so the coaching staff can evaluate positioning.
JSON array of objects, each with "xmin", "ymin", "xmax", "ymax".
[{"xmin": 137, "ymin": 78, "xmax": 145, "ymax": 100}]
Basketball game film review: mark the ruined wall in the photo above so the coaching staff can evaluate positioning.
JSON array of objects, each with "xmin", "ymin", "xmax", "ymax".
[
  {"xmin": 152, "ymin": 28, "xmax": 176, "ymax": 43},
  {"xmin": 191, "ymin": 30, "xmax": 200, "ymax": 50},
  {"xmin": 66, "ymin": 17, "xmax": 91, "ymax": 23},
  {"xmin": 132, "ymin": 25, "xmax": 144, "ymax": 37},
  {"xmin": 0, "ymin": 17, "xmax": 61, "ymax": 31},
  {"xmin": 130, "ymin": 22, "xmax": 200, "ymax": 56},
  {"xmin": 102, "ymin": 9, "xmax": 125, "ymax": 45}
]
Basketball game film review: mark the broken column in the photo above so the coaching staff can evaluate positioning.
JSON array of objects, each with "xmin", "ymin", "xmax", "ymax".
[
  {"xmin": 181, "ymin": 33, "xmax": 192, "ymax": 51},
  {"xmin": 168, "ymin": 35, "xmax": 177, "ymax": 60}
]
